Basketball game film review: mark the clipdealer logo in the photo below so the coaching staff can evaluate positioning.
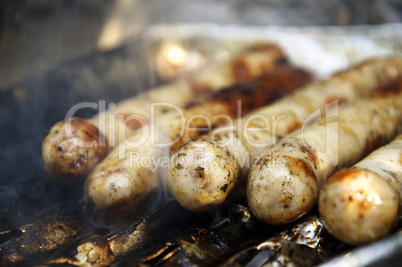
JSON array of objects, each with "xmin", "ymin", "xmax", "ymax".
[{"xmin": 62, "ymin": 99, "xmax": 339, "ymax": 169}]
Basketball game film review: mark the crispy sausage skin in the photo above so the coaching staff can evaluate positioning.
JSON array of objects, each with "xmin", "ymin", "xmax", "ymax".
[
  {"xmin": 247, "ymin": 95, "xmax": 402, "ymax": 226},
  {"xmin": 42, "ymin": 118, "xmax": 109, "ymax": 184},
  {"xmin": 168, "ymin": 57, "xmax": 402, "ymax": 213},
  {"xmin": 319, "ymin": 135, "xmax": 402, "ymax": 246},
  {"xmin": 83, "ymin": 67, "xmax": 312, "ymax": 224},
  {"xmin": 42, "ymin": 44, "xmax": 288, "ymax": 184}
]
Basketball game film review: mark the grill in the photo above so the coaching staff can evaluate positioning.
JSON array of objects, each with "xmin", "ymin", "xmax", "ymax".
[{"xmin": 1, "ymin": 24, "xmax": 402, "ymax": 266}]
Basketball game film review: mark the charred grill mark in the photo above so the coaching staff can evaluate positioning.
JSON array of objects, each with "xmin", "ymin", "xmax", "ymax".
[
  {"xmin": 363, "ymin": 133, "xmax": 383, "ymax": 158},
  {"xmin": 371, "ymin": 75, "xmax": 402, "ymax": 97},
  {"xmin": 299, "ymin": 146, "xmax": 320, "ymax": 170},
  {"xmin": 283, "ymin": 155, "xmax": 316, "ymax": 184}
]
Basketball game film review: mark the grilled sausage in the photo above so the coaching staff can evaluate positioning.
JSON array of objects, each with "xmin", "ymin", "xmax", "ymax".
[
  {"xmin": 319, "ymin": 134, "xmax": 402, "ymax": 246},
  {"xmin": 42, "ymin": 44, "xmax": 287, "ymax": 184},
  {"xmin": 167, "ymin": 57, "xmax": 402, "ymax": 213},
  {"xmin": 83, "ymin": 67, "xmax": 312, "ymax": 226},
  {"xmin": 247, "ymin": 94, "xmax": 402, "ymax": 226}
]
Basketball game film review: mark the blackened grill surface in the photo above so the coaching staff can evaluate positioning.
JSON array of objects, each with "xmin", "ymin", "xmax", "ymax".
[
  {"xmin": 0, "ymin": 41, "xmax": 165, "ymax": 265},
  {"xmin": 1, "ymin": 25, "xmax": 402, "ymax": 266},
  {"xmin": 0, "ymin": 37, "xmax": 159, "ymax": 231}
]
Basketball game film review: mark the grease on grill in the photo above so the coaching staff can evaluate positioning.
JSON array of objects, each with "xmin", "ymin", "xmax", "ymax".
[
  {"xmin": 40, "ymin": 201, "xmax": 197, "ymax": 266},
  {"xmin": 138, "ymin": 202, "xmax": 276, "ymax": 266},
  {"xmin": 136, "ymin": 204, "xmax": 351, "ymax": 267},
  {"xmin": 0, "ymin": 204, "xmax": 88, "ymax": 265},
  {"xmin": 221, "ymin": 216, "xmax": 351, "ymax": 267}
]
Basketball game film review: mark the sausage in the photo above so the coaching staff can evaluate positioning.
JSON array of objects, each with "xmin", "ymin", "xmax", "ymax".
[
  {"xmin": 247, "ymin": 94, "xmax": 402, "ymax": 226},
  {"xmin": 42, "ymin": 118, "xmax": 109, "ymax": 185},
  {"xmin": 167, "ymin": 56, "xmax": 402, "ymax": 213},
  {"xmin": 83, "ymin": 67, "xmax": 312, "ymax": 226},
  {"xmin": 42, "ymin": 44, "xmax": 287, "ymax": 184},
  {"xmin": 319, "ymin": 134, "xmax": 402, "ymax": 246}
]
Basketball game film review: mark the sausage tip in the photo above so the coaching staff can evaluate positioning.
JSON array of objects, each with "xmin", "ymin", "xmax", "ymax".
[
  {"xmin": 41, "ymin": 117, "xmax": 109, "ymax": 184},
  {"xmin": 167, "ymin": 139, "xmax": 239, "ymax": 212},
  {"xmin": 247, "ymin": 152, "xmax": 319, "ymax": 225},
  {"xmin": 319, "ymin": 168, "xmax": 399, "ymax": 246}
]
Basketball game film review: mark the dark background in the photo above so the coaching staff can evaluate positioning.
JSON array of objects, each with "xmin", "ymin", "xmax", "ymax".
[{"xmin": 1, "ymin": 0, "xmax": 402, "ymax": 89}]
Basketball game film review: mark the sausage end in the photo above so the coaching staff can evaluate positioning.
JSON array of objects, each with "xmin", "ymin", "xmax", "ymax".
[
  {"xmin": 167, "ymin": 139, "xmax": 239, "ymax": 212},
  {"xmin": 42, "ymin": 117, "xmax": 109, "ymax": 184},
  {"xmin": 247, "ymin": 153, "xmax": 319, "ymax": 225},
  {"xmin": 319, "ymin": 168, "xmax": 399, "ymax": 246}
]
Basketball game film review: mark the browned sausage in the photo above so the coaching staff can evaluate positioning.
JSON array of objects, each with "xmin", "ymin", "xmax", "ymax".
[{"xmin": 319, "ymin": 134, "xmax": 402, "ymax": 246}]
